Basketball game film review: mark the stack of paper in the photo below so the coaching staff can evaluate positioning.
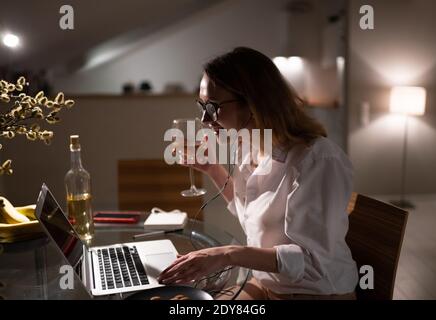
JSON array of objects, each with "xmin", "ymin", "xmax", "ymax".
[{"xmin": 144, "ymin": 208, "xmax": 188, "ymax": 231}]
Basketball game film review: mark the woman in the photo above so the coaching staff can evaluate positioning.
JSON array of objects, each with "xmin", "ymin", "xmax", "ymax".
[{"xmin": 158, "ymin": 47, "xmax": 358, "ymax": 299}]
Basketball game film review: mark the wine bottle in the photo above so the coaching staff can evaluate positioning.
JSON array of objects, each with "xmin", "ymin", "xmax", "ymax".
[{"xmin": 65, "ymin": 135, "xmax": 95, "ymax": 241}]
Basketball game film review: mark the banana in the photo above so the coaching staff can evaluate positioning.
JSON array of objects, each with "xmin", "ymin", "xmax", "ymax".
[
  {"xmin": 15, "ymin": 204, "xmax": 37, "ymax": 220},
  {"xmin": 0, "ymin": 196, "xmax": 30, "ymax": 224}
]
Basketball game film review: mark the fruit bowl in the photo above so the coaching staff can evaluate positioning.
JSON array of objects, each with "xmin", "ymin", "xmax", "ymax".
[
  {"xmin": 0, "ymin": 220, "xmax": 45, "ymax": 243},
  {"xmin": 0, "ymin": 198, "xmax": 45, "ymax": 243}
]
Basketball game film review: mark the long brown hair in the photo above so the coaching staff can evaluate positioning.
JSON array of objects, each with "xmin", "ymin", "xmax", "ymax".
[{"xmin": 204, "ymin": 47, "xmax": 327, "ymax": 150}]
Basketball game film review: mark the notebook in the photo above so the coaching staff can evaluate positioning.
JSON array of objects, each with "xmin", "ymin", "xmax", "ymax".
[{"xmin": 144, "ymin": 208, "xmax": 188, "ymax": 231}]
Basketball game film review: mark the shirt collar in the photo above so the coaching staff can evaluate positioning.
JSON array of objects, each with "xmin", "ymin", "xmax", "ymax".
[{"xmin": 237, "ymin": 145, "xmax": 288, "ymax": 177}]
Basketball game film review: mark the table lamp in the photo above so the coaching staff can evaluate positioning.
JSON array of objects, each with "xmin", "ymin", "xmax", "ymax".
[{"xmin": 389, "ymin": 86, "xmax": 426, "ymax": 209}]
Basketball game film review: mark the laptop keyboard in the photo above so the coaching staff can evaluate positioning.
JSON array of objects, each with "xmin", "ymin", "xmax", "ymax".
[{"xmin": 96, "ymin": 246, "xmax": 149, "ymax": 290}]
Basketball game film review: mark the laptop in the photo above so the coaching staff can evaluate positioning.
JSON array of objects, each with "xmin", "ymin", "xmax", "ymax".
[{"xmin": 35, "ymin": 184, "xmax": 178, "ymax": 296}]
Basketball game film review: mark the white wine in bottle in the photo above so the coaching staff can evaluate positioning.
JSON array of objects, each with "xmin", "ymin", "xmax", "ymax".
[{"xmin": 65, "ymin": 135, "xmax": 95, "ymax": 241}]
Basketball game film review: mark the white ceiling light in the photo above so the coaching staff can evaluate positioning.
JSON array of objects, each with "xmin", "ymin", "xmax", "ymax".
[{"xmin": 2, "ymin": 33, "xmax": 20, "ymax": 48}]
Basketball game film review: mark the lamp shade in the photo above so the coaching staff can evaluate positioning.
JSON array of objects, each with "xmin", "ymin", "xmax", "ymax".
[{"xmin": 390, "ymin": 86, "xmax": 426, "ymax": 116}]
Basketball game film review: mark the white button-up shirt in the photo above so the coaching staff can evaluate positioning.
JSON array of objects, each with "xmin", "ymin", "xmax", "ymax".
[{"xmin": 227, "ymin": 137, "xmax": 358, "ymax": 295}]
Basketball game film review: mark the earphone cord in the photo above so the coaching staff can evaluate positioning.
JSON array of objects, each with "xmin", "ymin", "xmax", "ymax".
[
  {"xmin": 189, "ymin": 148, "xmax": 236, "ymax": 250},
  {"xmin": 190, "ymin": 152, "xmax": 239, "ymax": 298},
  {"xmin": 190, "ymin": 114, "xmax": 253, "ymax": 299},
  {"xmin": 190, "ymin": 113, "xmax": 252, "ymax": 248}
]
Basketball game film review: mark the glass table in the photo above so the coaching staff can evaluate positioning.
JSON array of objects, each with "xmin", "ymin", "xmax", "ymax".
[{"xmin": 0, "ymin": 215, "xmax": 249, "ymax": 300}]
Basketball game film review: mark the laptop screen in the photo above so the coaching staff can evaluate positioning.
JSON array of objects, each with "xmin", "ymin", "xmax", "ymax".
[{"xmin": 36, "ymin": 184, "xmax": 84, "ymax": 268}]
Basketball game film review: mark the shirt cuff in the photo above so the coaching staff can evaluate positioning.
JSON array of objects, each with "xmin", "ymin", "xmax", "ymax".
[{"xmin": 274, "ymin": 244, "xmax": 305, "ymax": 282}]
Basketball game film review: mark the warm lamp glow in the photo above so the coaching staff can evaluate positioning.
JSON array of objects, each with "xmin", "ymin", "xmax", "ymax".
[
  {"xmin": 273, "ymin": 56, "xmax": 304, "ymax": 74},
  {"xmin": 2, "ymin": 33, "xmax": 20, "ymax": 48},
  {"xmin": 273, "ymin": 56, "xmax": 306, "ymax": 97},
  {"xmin": 272, "ymin": 57, "xmax": 289, "ymax": 73},
  {"xmin": 390, "ymin": 86, "xmax": 426, "ymax": 116},
  {"xmin": 288, "ymin": 56, "xmax": 304, "ymax": 73}
]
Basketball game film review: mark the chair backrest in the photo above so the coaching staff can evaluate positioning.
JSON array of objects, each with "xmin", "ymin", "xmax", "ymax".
[
  {"xmin": 118, "ymin": 159, "xmax": 204, "ymax": 220},
  {"xmin": 346, "ymin": 193, "xmax": 408, "ymax": 300}
]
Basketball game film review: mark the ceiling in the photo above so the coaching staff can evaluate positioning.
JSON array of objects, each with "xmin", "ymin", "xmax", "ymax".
[{"xmin": 0, "ymin": 0, "xmax": 220, "ymax": 71}]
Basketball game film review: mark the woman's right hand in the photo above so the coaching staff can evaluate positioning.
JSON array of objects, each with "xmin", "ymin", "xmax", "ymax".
[
  {"xmin": 173, "ymin": 133, "xmax": 222, "ymax": 174},
  {"xmin": 173, "ymin": 143, "xmax": 234, "ymax": 203}
]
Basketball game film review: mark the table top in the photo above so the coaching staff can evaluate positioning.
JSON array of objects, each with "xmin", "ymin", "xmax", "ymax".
[{"xmin": 0, "ymin": 215, "xmax": 249, "ymax": 300}]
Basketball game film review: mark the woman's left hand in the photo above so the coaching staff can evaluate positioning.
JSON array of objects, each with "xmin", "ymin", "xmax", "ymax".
[{"xmin": 157, "ymin": 246, "xmax": 232, "ymax": 285}]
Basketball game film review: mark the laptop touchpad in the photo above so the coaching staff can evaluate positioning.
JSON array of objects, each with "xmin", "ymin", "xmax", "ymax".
[{"xmin": 145, "ymin": 252, "xmax": 177, "ymax": 278}]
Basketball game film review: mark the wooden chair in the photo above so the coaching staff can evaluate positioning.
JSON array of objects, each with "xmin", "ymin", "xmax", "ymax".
[
  {"xmin": 118, "ymin": 159, "xmax": 205, "ymax": 220},
  {"xmin": 346, "ymin": 193, "xmax": 408, "ymax": 300}
]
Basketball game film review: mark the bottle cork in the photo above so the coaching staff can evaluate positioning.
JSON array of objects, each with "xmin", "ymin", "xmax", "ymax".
[{"xmin": 70, "ymin": 135, "xmax": 80, "ymax": 150}]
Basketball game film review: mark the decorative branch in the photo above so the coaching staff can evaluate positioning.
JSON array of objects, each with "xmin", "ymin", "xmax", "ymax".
[{"xmin": 0, "ymin": 76, "xmax": 75, "ymax": 175}]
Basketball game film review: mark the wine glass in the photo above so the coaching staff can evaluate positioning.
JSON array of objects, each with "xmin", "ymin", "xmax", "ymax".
[{"xmin": 172, "ymin": 118, "xmax": 207, "ymax": 197}]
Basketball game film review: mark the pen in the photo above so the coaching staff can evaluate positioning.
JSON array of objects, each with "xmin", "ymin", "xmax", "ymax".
[{"xmin": 132, "ymin": 229, "xmax": 183, "ymax": 239}]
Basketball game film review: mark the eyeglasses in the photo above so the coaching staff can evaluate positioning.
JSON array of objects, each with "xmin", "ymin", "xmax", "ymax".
[{"xmin": 196, "ymin": 99, "xmax": 239, "ymax": 122}]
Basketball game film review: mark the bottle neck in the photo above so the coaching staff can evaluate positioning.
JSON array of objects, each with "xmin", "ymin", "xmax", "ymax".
[{"xmin": 70, "ymin": 148, "xmax": 83, "ymax": 169}]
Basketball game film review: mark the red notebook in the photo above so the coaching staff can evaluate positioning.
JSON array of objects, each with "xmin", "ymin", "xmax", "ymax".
[{"xmin": 93, "ymin": 211, "xmax": 141, "ymax": 224}]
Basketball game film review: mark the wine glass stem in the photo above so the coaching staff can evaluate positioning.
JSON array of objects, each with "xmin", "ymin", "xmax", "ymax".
[{"xmin": 189, "ymin": 167, "xmax": 196, "ymax": 190}]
